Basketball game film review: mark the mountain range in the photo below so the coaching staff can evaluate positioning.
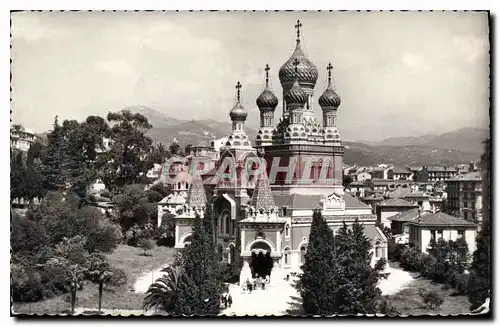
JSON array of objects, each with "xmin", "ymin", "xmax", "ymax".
[
  {"xmin": 35, "ymin": 107, "xmax": 486, "ymax": 167},
  {"xmin": 374, "ymin": 127, "xmax": 489, "ymax": 154},
  {"xmin": 137, "ymin": 107, "xmax": 485, "ymax": 166}
]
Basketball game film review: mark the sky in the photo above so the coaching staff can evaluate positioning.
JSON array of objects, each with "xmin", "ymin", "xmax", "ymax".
[{"xmin": 10, "ymin": 11, "xmax": 490, "ymax": 142}]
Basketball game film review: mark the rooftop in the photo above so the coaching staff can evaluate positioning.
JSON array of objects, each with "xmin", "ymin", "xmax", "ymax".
[
  {"xmin": 378, "ymin": 197, "xmax": 418, "ymax": 207},
  {"xmin": 446, "ymin": 171, "xmax": 482, "ymax": 182},
  {"xmin": 408, "ymin": 211, "xmax": 477, "ymax": 227},
  {"xmin": 272, "ymin": 192, "xmax": 370, "ymax": 210},
  {"xmin": 387, "ymin": 208, "xmax": 422, "ymax": 222}
]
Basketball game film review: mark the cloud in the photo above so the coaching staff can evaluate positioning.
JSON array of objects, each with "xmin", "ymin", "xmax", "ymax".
[
  {"xmin": 398, "ymin": 53, "xmax": 431, "ymax": 74},
  {"xmin": 94, "ymin": 60, "xmax": 135, "ymax": 75},
  {"xmin": 11, "ymin": 13, "xmax": 69, "ymax": 41},
  {"xmin": 453, "ymin": 34, "xmax": 489, "ymax": 63}
]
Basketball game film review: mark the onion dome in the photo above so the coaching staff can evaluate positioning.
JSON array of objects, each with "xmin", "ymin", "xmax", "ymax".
[
  {"xmin": 284, "ymin": 58, "xmax": 308, "ymax": 105},
  {"xmin": 229, "ymin": 81, "xmax": 248, "ymax": 120},
  {"xmin": 279, "ymin": 20, "xmax": 318, "ymax": 87},
  {"xmin": 256, "ymin": 64, "xmax": 279, "ymax": 110},
  {"xmin": 319, "ymin": 63, "xmax": 341, "ymax": 108}
]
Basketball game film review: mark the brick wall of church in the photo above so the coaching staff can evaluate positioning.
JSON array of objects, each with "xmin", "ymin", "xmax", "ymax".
[{"xmin": 291, "ymin": 225, "xmax": 311, "ymax": 249}]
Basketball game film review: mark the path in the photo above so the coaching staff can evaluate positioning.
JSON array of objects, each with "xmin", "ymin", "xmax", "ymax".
[
  {"xmin": 221, "ymin": 279, "xmax": 302, "ymax": 316},
  {"xmin": 220, "ymin": 265, "xmax": 414, "ymax": 316},
  {"xmin": 378, "ymin": 265, "xmax": 414, "ymax": 295},
  {"xmin": 133, "ymin": 263, "xmax": 171, "ymax": 293}
]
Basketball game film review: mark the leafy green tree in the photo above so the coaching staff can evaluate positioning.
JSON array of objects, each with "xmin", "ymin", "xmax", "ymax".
[
  {"xmin": 172, "ymin": 206, "xmax": 223, "ymax": 315},
  {"xmin": 468, "ymin": 220, "xmax": 491, "ymax": 310},
  {"xmin": 76, "ymin": 206, "xmax": 122, "ymax": 253},
  {"xmin": 143, "ymin": 265, "xmax": 184, "ymax": 313},
  {"xmin": 102, "ymin": 110, "xmax": 154, "ymax": 189},
  {"xmin": 85, "ymin": 252, "xmax": 116, "ymax": 312},
  {"xmin": 47, "ymin": 236, "xmax": 89, "ymax": 314},
  {"xmin": 296, "ymin": 209, "xmax": 336, "ymax": 315},
  {"xmin": 113, "ymin": 184, "xmax": 158, "ymax": 231},
  {"xmin": 331, "ymin": 220, "xmax": 384, "ymax": 314},
  {"xmin": 168, "ymin": 141, "xmax": 182, "ymax": 157},
  {"xmin": 10, "ymin": 149, "xmax": 27, "ymax": 201},
  {"xmin": 41, "ymin": 116, "xmax": 67, "ymax": 192}
]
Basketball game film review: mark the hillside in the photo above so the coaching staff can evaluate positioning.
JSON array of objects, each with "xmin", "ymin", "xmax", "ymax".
[
  {"xmin": 343, "ymin": 141, "xmax": 480, "ymax": 167},
  {"xmin": 377, "ymin": 127, "xmax": 489, "ymax": 154},
  {"xmin": 139, "ymin": 109, "xmax": 257, "ymax": 147}
]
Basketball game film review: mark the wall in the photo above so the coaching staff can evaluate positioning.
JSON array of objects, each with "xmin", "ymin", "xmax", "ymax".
[{"xmin": 380, "ymin": 209, "xmax": 403, "ymax": 228}]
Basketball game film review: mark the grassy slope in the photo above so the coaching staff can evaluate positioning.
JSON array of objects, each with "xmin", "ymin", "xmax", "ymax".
[
  {"xmin": 12, "ymin": 245, "xmax": 176, "ymax": 314},
  {"xmin": 386, "ymin": 277, "xmax": 471, "ymax": 316}
]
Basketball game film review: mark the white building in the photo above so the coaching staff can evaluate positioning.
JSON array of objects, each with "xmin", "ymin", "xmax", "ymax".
[
  {"xmin": 408, "ymin": 212, "xmax": 477, "ymax": 254},
  {"xmin": 10, "ymin": 125, "xmax": 36, "ymax": 152}
]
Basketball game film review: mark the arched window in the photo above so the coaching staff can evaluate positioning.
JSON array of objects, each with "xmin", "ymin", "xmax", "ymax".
[
  {"xmin": 225, "ymin": 214, "xmax": 231, "ymax": 235},
  {"xmin": 284, "ymin": 248, "xmax": 291, "ymax": 265},
  {"xmin": 375, "ymin": 240, "xmax": 382, "ymax": 258},
  {"xmin": 229, "ymin": 244, "xmax": 236, "ymax": 265},
  {"xmin": 285, "ymin": 224, "xmax": 290, "ymax": 239},
  {"xmin": 300, "ymin": 245, "xmax": 307, "ymax": 263},
  {"xmin": 177, "ymin": 182, "xmax": 181, "ymax": 190},
  {"xmin": 183, "ymin": 235, "xmax": 192, "ymax": 248}
]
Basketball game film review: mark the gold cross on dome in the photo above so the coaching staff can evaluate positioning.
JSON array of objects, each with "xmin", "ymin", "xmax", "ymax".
[
  {"xmin": 295, "ymin": 19, "xmax": 302, "ymax": 41},
  {"xmin": 235, "ymin": 81, "xmax": 242, "ymax": 101},
  {"xmin": 327, "ymin": 62, "xmax": 333, "ymax": 83},
  {"xmin": 264, "ymin": 64, "xmax": 270, "ymax": 85}
]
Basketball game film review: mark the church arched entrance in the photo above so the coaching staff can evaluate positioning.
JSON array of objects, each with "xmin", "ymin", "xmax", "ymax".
[{"xmin": 249, "ymin": 241, "xmax": 273, "ymax": 278}]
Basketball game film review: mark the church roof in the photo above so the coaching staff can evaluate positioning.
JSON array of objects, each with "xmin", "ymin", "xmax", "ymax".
[
  {"xmin": 186, "ymin": 178, "xmax": 207, "ymax": 208},
  {"xmin": 272, "ymin": 193, "xmax": 370, "ymax": 210},
  {"xmin": 343, "ymin": 193, "xmax": 371, "ymax": 209},
  {"xmin": 250, "ymin": 176, "xmax": 276, "ymax": 210}
]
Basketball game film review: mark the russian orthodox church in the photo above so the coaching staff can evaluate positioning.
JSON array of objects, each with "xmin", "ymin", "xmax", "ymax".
[{"xmin": 162, "ymin": 20, "xmax": 388, "ymax": 286}]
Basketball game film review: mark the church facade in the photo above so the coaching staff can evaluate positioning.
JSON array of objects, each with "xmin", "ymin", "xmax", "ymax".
[{"xmin": 160, "ymin": 21, "xmax": 388, "ymax": 285}]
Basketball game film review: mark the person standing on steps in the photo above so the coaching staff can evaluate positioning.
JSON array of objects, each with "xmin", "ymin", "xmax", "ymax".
[{"xmin": 228, "ymin": 294, "xmax": 233, "ymax": 308}]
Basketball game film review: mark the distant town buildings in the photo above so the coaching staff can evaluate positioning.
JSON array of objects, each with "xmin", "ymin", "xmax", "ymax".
[
  {"xmin": 10, "ymin": 125, "xmax": 36, "ymax": 152},
  {"xmin": 445, "ymin": 171, "xmax": 483, "ymax": 223}
]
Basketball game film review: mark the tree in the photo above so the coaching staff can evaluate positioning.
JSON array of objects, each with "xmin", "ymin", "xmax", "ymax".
[
  {"xmin": 143, "ymin": 265, "xmax": 184, "ymax": 312},
  {"xmin": 468, "ymin": 219, "xmax": 491, "ymax": 310},
  {"xmin": 76, "ymin": 206, "xmax": 122, "ymax": 253},
  {"xmin": 296, "ymin": 209, "xmax": 336, "ymax": 315},
  {"xmin": 331, "ymin": 220, "xmax": 384, "ymax": 314},
  {"xmin": 40, "ymin": 116, "xmax": 67, "ymax": 192},
  {"xmin": 47, "ymin": 236, "xmax": 89, "ymax": 314},
  {"xmin": 113, "ymin": 184, "xmax": 158, "ymax": 231},
  {"xmin": 102, "ymin": 110, "xmax": 154, "ymax": 189},
  {"xmin": 172, "ymin": 206, "xmax": 223, "ymax": 315},
  {"xmin": 10, "ymin": 150, "xmax": 26, "ymax": 201},
  {"xmin": 342, "ymin": 173, "xmax": 353, "ymax": 188},
  {"xmin": 169, "ymin": 141, "xmax": 182, "ymax": 157},
  {"xmin": 158, "ymin": 212, "xmax": 176, "ymax": 247},
  {"xmin": 85, "ymin": 252, "xmax": 115, "ymax": 312}
]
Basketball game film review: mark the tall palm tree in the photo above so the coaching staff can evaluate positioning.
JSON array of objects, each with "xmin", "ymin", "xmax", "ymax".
[{"xmin": 142, "ymin": 265, "xmax": 183, "ymax": 313}]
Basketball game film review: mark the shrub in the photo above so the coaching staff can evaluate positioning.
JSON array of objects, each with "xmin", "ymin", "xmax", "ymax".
[
  {"xmin": 418, "ymin": 253, "xmax": 436, "ymax": 278},
  {"xmin": 455, "ymin": 274, "xmax": 469, "ymax": 295},
  {"xmin": 377, "ymin": 297, "xmax": 400, "ymax": 316},
  {"xmin": 388, "ymin": 243, "xmax": 406, "ymax": 261},
  {"xmin": 418, "ymin": 288, "xmax": 444, "ymax": 310},
  {"xmin": 140, "ymin": 239, "xmax": 156, "ymax": 256},
  {"xmin": 400, "ymin": 247, "xmax": 422, "ymax": 271}
]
